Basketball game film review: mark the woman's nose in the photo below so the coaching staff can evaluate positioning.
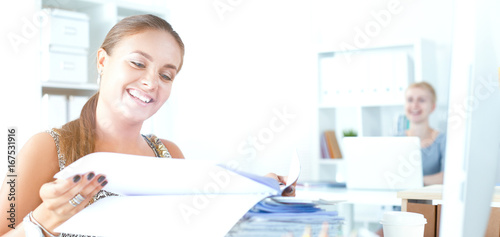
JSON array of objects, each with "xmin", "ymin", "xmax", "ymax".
[
  {"xmin": 141, "ymin": 72, "xmax": 158, "ymax": 90},
  {"xmin": 407, "ymin": 101, "xmax": 418, "ymax": 109}
]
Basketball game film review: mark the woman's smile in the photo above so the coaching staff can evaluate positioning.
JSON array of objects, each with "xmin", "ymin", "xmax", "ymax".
[{"xmin": 127, "ymin": 88, "xmax": 153, "ymax": 104}]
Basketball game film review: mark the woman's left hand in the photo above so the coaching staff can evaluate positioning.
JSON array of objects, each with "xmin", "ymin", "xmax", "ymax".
[{"xmin": 265, "ymin": 173, "xmax": 296, "ymax": 197}]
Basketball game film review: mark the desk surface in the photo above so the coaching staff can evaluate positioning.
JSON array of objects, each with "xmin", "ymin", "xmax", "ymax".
[
  {"xmin": 296, "ymin": 186, "xmax": 401, "ymax": 206},
  {"xmin": 397, "ymin": 185, "xmax": 500, "ymax": 202}
]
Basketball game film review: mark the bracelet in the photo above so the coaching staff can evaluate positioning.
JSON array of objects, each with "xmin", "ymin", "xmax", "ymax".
[
  {"xmin": 23, "ymin": 212, "xmax": 43, "ymax": 237},
  {"xmin": 28, "ymin": 211, "xmax": 61, "ymax": 237}
]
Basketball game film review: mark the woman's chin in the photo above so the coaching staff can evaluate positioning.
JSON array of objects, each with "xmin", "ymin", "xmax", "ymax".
[
  {"xmin": 409, "ymin": 117, "xmax": 429, "ymax": 124},
  {"xmin": 120, "ymin": 111, "xmax": 154, "ymax": 124}
]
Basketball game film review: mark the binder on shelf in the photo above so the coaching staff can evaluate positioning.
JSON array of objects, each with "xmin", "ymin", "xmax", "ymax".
[
  {"xmin": 41, "ymin": 94, "xmax": 68, "ymax": 129},
  {"xmin": 318, "ymin": 56, "xmax": 337, "ymax": 104},
  {"xmin": 320, "ymin": 133, "xmax": 329, "ymax": 158},
  {"xmin": 323, "ymin": 130, "xmax": 342, "ymax": 159},
  {"xmin": 391, "ymin": 52, "xmax": 411, "ymax": 94},
  {"xmin": 68, "ymin": 95, "xmax": 89, "ymax": 121}
]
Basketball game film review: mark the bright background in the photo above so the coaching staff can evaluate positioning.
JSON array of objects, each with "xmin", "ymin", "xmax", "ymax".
[{"xmin": 1, "ymin": 0, "xmax": 455, "ymax": 180}]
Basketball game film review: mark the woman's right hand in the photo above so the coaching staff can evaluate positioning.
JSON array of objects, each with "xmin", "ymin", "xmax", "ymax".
[{"xmin": 31, "ymin": 172, "xmax": 107, "ymax": 235}]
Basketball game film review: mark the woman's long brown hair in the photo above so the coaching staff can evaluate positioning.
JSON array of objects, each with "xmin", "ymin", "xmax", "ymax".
[{"xmin": 54, "ymin": 14, "xmax": 184, "ymax": 165}]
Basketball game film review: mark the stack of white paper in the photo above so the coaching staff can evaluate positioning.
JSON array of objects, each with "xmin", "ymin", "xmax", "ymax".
[{"xmin": 53, "ymin": 152, "xmax": 300, "ymax": 236}]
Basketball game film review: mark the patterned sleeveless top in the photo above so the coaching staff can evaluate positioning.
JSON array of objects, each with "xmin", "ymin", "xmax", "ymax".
[{"xmin": 46, "ymin": 129, "xmax": 172, "ymax": 237}]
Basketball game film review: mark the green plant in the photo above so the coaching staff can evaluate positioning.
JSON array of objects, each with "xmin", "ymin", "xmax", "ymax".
[{"xmin": 343, "ymin": 129, "xmax": 358, "ymax": 137}]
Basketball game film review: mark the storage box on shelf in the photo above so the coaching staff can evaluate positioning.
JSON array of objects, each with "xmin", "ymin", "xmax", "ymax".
[
  {"xmin": 41, "ymin": 45, "xmax": 88, "ymax": 84},
  {"xmin": 316, "ymin": 39, "xmax": 435, "ymax": 181},
  {"xmin": 41, "ymin": 9, "xmax": 89, "ymax": 84},
  {"xmin": 41, "ymin": 9, "xmax": 89, "ymax": 48}
]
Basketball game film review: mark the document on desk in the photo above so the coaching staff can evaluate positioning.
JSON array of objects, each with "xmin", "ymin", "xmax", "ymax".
[
  {"xmin": 53, "ymin": 151, "xmax": 301, "ymax": 236},
  {"xmin": 228, "ymin": 196, "xmax": 344, "ymax": 236}
]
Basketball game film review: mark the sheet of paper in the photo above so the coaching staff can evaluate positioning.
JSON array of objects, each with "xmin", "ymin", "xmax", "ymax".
[
  {"xmin": 54, "ymin": 152, "xmax": 279, "ymax": 196},
  {"xmin": 281, "ymin": 150, "xmax": 301, "ymax": 193},
  {"xmin": 55, "ymin": 194, "xmax": 268, "ymax": 236}
]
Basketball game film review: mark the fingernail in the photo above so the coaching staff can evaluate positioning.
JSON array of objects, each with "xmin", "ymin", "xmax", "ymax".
[
  {"xmin": 73, "ymin": 175, "xmax": 81, "ymax": 183},
  {"xmin": 97, "ymin": 175, "xmax": 106, "ymax": 183},
  {"xmin": 284, "ymin": 186, "xmax": 294, "ymax": 194},
  {"xmin": 101, "ymin": 180, "xmax": 108, "ymax": 187},
  {"xmin": 87, "ymin": 172, "xmax": 95, "ymax": 180}
]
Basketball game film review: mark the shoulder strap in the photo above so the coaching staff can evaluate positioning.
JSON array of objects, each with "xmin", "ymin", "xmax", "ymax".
[
  {"xmin": 142, "ymin": 134, "xmax": 172, "ymax": 158},
  {"xmin": 46, "ymin": 129, "xmax": 66, "ymax": 170}
]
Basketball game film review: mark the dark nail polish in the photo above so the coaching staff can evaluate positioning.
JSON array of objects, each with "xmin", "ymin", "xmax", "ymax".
[
  {"xmin": 87, "ymin": 172, "xmax": 95, "ymax": 180},
  {"xmin": 101, "ymin": 180, "xmax": 108, "ymax": 187},
  {"xmin": 97, "ymin": 175, "xmax": 106, "ymax": 183},
  {"xmin": 73, "ymin": 175, "xmax": 81, "ymax": 183},
  {"xmin": 284, "ymin": 186, "xmax": 294, "ymax": 194}
]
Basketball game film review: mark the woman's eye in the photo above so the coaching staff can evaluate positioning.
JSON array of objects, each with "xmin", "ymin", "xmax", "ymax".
[
  {"xmin": 131, "ymin": 61, "xmax": 145, "ymax": 68},
  {"xmin": 160, "ymin": 74, "xmax": 172, "ymax": 81}
]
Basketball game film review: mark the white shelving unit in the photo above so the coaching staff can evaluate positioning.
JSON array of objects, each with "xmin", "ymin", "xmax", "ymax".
[
  {"xmin": 36, "ymin": 0, "xmax": 170, "ymax": 130},
  {"xmin": 41, "ymin": 82, "xmax": 99, "ymax": 95},
  {"xmin": 316, "ymin": 39, "xmax": 435, "ymax": 181}
]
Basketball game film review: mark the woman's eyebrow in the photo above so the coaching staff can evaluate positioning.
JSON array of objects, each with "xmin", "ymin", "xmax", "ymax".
[
  {"xmin": 131, "ymin": 50, "xmax": 153, "ymax": 61},
  {"xmin": 130, "ymin": 50, "xmax": 178, "ymax": 71}
]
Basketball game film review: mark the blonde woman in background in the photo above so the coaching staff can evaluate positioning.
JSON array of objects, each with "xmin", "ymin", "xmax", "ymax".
[
  {"xmin": 402, "ymin": 81, "xmax": 446, "ymax": 185},
  {"xmin": 377, "ymin": 82, "xmax": 447, "ymax": 237}
]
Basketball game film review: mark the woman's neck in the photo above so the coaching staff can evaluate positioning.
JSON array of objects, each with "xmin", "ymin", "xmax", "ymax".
[
  {"xmin": 407, "ymin": 121, "xmax": 438, "ymax": 148},
  {"xmin": 407, "ymin": 121, "xmax": 433, "ymax": 139},
  {"xmin": 94, "ymin": 103, "xmax": 148, "ymax": 155}
]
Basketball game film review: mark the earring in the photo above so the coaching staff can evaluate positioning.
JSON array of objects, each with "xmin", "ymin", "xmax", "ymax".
[{"xmin": 97, "ymin": 70, "xmax": 103, "ymax": 84}]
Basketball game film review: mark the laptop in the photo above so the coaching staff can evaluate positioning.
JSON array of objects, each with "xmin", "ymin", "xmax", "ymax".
[{"xmin": 342, "ymin": 137, "xmax": 423, "ymax": 191}]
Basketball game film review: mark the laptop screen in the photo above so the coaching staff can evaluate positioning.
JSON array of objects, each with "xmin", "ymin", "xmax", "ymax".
[{"xmin": 343, "ymin": 137, "xmax": 423, "ymax": 190}]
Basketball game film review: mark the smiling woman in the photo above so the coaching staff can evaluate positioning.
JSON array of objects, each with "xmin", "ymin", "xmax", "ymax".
[
  {"xmin": 0, "ymin": 14, "xmax": 187, "ymax": 237},
  {"xmin": 59, "ymin": 15, "xmax": 185, "ymax": 167},
  {"xmin": 402, "ymin": 81, "xmax": 446, "ymax": 185},
  {"xmin": 95, "ymin": 30, "xmax": 182, "ymax": 129}
]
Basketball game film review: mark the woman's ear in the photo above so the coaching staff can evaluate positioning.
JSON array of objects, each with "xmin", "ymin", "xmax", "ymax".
[{"xmin": 96, "ymin": 48, "xmax": 108, "ymax": 72}]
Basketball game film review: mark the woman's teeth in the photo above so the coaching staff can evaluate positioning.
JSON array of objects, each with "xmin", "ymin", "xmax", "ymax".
[{"xmin": 129, "ymin": 89, "xmax": 152, "ymax": 103}]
